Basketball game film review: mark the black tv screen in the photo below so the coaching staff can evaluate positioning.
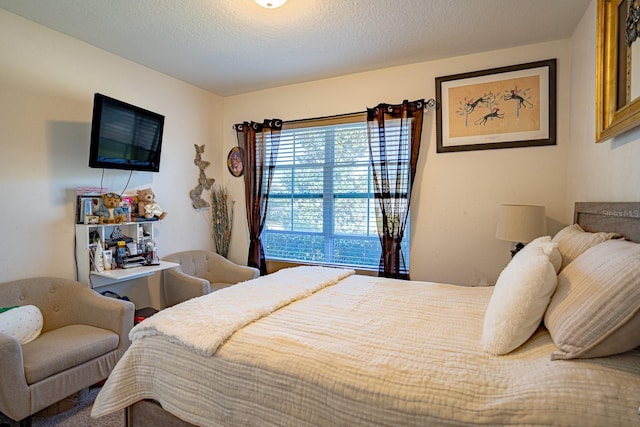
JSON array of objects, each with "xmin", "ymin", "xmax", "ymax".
[{"xmin": 89, "ymin": 93, "xmax": 164, "ymax": 172}]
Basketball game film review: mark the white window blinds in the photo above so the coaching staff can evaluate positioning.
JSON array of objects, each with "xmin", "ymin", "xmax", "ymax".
[{"xmin": 261, "ymin": 113, "xmax": 410, "ymax": 269}]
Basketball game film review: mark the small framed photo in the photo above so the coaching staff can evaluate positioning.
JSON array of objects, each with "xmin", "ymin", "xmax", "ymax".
[
  {"xmin": 435, "ymin": 59, "xmax": 557, "ymax": 153},
  {"xmin": 78, "ymin": 196, "xmax": 101, "ymax": 224},
  {"xmin": 227, "ymin": 146, "xmax": 244, "ymax": 177}
]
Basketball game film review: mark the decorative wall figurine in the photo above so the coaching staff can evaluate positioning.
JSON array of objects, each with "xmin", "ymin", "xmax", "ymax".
[{"xmin": 190, "ymin": 144, "xmax": 215, "ymax": 210}]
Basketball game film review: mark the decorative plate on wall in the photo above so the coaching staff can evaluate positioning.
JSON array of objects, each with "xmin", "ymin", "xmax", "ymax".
[{"xmin": 227, "ymin": 146, "xmax": 244, "ymax": 177}]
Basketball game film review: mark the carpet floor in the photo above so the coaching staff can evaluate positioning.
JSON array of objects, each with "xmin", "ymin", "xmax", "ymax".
[{"xmin": 0, "ymin": 385, "xmax": 124, "ymax": 427}]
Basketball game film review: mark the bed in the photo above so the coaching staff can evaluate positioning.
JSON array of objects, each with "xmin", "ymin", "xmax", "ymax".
[{"xmin": 91, "ymin": 202, "xmax": 640, "ymax": 426}]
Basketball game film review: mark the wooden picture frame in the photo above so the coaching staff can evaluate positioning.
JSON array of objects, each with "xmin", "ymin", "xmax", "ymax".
[{"xmin": 436, "ymin": 59, "xmax": 557, "ymax": 153}]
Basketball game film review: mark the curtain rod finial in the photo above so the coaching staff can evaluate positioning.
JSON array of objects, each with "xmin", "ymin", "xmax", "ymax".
[{"xmin": 425, "ymin": 98, "xmax": 437, "ymax": 109}]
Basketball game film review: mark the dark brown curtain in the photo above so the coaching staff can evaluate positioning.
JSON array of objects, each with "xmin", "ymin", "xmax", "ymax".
[
  {"xmin": 234, "ymin": 119, "xmax": 282, "ymax": 275},
  {"xmin": 366, "ymin": 99, "xmax": 425, "ymax": 279}
]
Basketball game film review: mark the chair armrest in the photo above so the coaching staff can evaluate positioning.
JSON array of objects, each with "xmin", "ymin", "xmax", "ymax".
[
  {"xmin": 73, "ymin": 288, "xmax": 135, "ymax": 353},
  {"xmin": 211, "ymin": 256, "xmax": 260, "ymax": 284},
  {"xmin": 163, "ymin": 268, "xmax": 211, "ymax": 307},
  {"xmin": 0, "ymin": 332, "xmax": 30, "ymax": 420}
]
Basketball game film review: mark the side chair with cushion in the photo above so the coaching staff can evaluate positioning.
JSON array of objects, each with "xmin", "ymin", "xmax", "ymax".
[
  {"xmin": 162, "ymin": 250, "xmax": 260, "ymax": 307},
  {"xmin": 0, "ymin": 277, "xmax": 134, "ymax": 426}
]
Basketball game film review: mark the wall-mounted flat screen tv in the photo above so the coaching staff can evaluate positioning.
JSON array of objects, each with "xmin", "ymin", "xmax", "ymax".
[{"xmin": 89, "ymin": 93, "xmax": 165, "ymax": 172}]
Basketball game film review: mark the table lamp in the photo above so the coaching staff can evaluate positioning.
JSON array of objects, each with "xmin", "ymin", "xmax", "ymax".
[{"xmin": 496, "ymin": 204, "xmax": 546, "ymax": 257}]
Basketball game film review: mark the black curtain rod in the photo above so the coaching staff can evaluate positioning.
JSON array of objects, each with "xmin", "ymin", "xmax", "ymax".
[
  {"xmin": 232, "ymin": 98, "xmax": 437, "ymax": 129},
  {"xmin": 282, "ymin": 98, "xmax": 437, "ymax": 126}
]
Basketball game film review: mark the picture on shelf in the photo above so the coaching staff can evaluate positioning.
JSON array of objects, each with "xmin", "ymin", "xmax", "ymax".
[
  {"xmin": 77, "ymin": 195, "xmax": 102, "ymax": 224},
  {"xmin": 75, "ymin": 186, "xmax": 104, "ymax": 224}
]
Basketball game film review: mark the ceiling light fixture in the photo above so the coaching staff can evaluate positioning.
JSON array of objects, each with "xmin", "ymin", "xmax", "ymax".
[{"xmin": 255, "ymin": 0, "xmax": 287, "ymax": 8}]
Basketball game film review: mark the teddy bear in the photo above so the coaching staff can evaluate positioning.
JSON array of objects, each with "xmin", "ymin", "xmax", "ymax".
[
  {"xmin": 136, "ymin": 188, "xmax": 167, "ymax": 220},
  {"xmin": 97, "ymin": 193, "xmax": 126, "ymax": 224}
]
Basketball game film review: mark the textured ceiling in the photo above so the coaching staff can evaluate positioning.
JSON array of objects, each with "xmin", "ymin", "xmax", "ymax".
[{"xmin": 0, "ymin": 0, "xmax": 591, "ymax": 96}]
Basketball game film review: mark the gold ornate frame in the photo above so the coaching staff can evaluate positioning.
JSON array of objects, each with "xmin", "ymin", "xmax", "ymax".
[{"xmin": 596, "ymin": 0, "xmax": 640, "ymax": 141}]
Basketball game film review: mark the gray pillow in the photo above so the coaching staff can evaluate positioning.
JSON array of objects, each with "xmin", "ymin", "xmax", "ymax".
[
  {"xmin": 551, "ymin": 224, "xmax": 620, "ymax": 271},
  {"xmin": 544, "ymin": 239, "xmax": 640, "ymax": 360}
]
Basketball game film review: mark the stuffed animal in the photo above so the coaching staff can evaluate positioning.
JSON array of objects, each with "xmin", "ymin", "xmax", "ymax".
[
  {"xmin": 97, "ymin": 193, "xmax": 126, "ymax": 224},
  {"xmin": 136, "ymin": 188, "xmax": 167, "ymax": 220}
]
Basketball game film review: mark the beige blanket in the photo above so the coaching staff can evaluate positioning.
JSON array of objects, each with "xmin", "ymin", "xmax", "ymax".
[
  {"xmin": 129, "ymin": 266, "xmax": 354, "ymax": 356},
  {"xmin": 93, "ymin": 274, "xmax": 640, "ymax": 426}
]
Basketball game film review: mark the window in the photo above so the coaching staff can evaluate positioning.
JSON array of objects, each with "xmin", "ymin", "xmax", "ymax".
[{"xmin": 261, "ymin": 114, "xmax": 410, "ymax": 270}]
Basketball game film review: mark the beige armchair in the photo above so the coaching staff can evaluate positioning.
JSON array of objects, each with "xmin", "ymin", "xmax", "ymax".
[
  {"xmin": 162, "ymin": 250, "xmax": 260, "ymax": 307},
  {"xmin": 0, "ymin": 277, "xmax": 134, "ymax": 425}
]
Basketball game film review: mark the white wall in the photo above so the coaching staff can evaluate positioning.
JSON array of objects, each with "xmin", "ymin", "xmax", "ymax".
[
  {"xmin": 0, "ymin": 10, "xmax": 223, "ymax": 307},
  {"xmin": 6, "ymin": 2, "xmax": 629, "ymax": 293},
  {"xmin": 567, "ymin": 0, "xmax": 640, "ymax": 206},
  {"xmin": 223, "ymin": 40, "xmax": 573, "ymax": 286}
]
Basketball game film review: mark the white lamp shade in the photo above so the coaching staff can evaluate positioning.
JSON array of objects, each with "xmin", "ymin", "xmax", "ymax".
[
  {"xmin": 496, "ymin": 204, "xmax": 546, "ymax": 243},
  {"xmin": 255, "ymin": 0, "xmax": 287, "ymax": 8}
]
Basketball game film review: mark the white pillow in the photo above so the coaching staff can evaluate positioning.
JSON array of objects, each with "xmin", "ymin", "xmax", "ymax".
[
  {"xmin": 481, "ymin": 246, "xmax": 558, "ymax": 355},
  {"xmin": 518, "ymin": 236, "xmax": 562, "ymax": 274},
  {"xmin": 0, "ymin": 305, "xmax": 43, "ymax": 345}
]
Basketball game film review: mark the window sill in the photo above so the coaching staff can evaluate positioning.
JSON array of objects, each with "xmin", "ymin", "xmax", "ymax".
[{"xmin": 265, "ymin": 259, "xmax": 378, "ymax": 277}]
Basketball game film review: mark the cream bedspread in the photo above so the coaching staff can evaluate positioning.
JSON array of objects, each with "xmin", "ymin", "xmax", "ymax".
[
  {"xmin": 128, "ymin": 266, "xmax": 355, "ymax": 356},
  {"xmin": 92, "ymin": 273, "xmax": 640, "ymax": 426}
]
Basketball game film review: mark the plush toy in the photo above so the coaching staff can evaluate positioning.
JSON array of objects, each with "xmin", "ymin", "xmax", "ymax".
[
  {"xmin": 136, "ymin": 188, "xmax": 167, "ymax": 220},
  {"xmin": 97, "ymin": 193, "xmax": 126, "ymax": 224}
]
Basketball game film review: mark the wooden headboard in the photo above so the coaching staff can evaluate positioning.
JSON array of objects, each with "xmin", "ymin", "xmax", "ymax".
[{"xmin": 574, "ymin": 202, "xmax": 640, "ymax": 243}]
